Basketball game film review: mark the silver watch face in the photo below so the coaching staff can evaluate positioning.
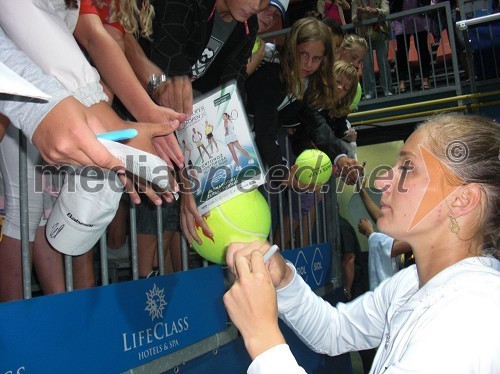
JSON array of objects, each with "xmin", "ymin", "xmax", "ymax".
[
  {"xmin": 148, "ymin": 74, "xmax": 167, "ymax": 96},
  {"xmin": 149, "ymin": 74, "xmax": 167, "ymax": 86}
]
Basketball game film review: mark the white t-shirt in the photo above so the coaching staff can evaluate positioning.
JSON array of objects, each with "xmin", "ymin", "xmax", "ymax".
[{"xmin": 368, "ymin": 232, "xmax": 398, "ymax": 291}]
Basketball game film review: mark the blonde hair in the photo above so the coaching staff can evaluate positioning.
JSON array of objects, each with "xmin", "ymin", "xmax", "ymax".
[
  {"xmin": 93, "ymin": 0, "xmax": 155, "ymax": 40},
  {"xmin": 419, "ymin": 113, "xmax": 500, "ymax": 256},
  {"xmin": 340, "ymin": 33, "xmax": 368, "ymax": 52},
  {"xmin": 280, "ymin": 17, "xmax": 336, "ymax": 109},
  {"xmin": 330, "ymin": 61, "xmax": 358, "ymax": 115}
]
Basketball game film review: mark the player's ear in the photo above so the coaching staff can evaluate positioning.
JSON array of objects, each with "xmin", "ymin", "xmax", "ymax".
[{"xmin": 448, "ymin": 184, "xmax": 482, "ymax": 217}]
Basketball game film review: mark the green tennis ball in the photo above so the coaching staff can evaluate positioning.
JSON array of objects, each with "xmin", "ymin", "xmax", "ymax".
[
  {"xmin": 192, "ymin": 189, "xmax": 271, "ymax": 264},
  {"xmin": 295, "ymin": 149, "xmax": 333, "ymax": 186},
  {"xmin": 349, "ymin": 83, "xmax": 362, "ymax": 111},
  {"xmin": 252, "ymin": 37, "xmax": 262, "ymax": 54}
]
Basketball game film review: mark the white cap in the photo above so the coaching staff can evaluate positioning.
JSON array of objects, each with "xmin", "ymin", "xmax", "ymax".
[
  {"xmin": 46, "ymin": 169, "xmax": 123, "ymax": 256},
  {"xmin": 269, "ymin": 0, "xmax": 289, "ymax": 23}
]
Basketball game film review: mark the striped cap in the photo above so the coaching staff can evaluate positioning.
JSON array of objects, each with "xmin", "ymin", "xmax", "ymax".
[{"xmin": 269, "ymin": 0, "xmax": 289, "ymax": 24}]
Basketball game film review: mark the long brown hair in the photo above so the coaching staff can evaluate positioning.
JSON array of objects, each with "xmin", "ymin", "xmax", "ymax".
[{"xmin": 280, "ymin": 17, "xmax": 336, "ymax": 110}]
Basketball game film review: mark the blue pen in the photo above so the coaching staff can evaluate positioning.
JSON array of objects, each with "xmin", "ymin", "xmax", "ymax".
[{"xmin": 96, "ymin": 129, "xmax": 138, "ymax": 142}]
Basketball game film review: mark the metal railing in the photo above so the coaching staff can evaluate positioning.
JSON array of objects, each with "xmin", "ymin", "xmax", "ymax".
[{"xmin": 7, "ymin": 5, "xmax": 499, "ymax": 370}]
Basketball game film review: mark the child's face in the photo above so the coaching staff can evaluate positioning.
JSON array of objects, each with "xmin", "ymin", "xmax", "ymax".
[
  {"xmin": 257, "ymin": 5, "xmax": 281, "ymax": 32},
  {"xmin": 334, "ymin": 73, "xmax": 353, "ymax": 101},
  {"xmin": 337, "ymin": 45, "xmax": 366, "ymax": 69},
  {"xmin": 298, "ymin": 40, "xmax": 325, "ymax": 78}
]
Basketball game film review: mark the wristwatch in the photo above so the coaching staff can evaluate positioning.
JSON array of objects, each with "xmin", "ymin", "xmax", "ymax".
[{"xmin": 147, "ymin": 74, "xmax": 168, "ymax": 101}]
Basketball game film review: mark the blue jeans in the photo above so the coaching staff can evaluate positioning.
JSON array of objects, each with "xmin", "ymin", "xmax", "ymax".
[{"xmin": 362, "ymin": 38, "xmax": 392, "ymax": 96}]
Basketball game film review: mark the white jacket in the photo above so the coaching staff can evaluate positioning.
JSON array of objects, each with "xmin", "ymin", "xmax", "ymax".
[
  {"xmin": 0, "ymin": 0, "xmax": 107, "ymax": 107},
  {"xmin": 249, "ymin": 257, "xmax": 500, "ymax": 373},
  {"xmin": 0, "ymin": 27, "xmax": 70, "ymax": 141}
]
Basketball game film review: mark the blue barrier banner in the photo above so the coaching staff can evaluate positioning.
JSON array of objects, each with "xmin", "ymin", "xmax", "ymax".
[
  {"xmin": 0, "ymin": 266, "xmax": 226, "ymax": 373},
  {"xmin": 282, "ymin": 243, "xmax": 333, "ymax": 290}
]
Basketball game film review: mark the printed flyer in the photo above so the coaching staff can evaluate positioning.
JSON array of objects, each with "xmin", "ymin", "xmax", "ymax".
[{"xmin": 176, "ymin": 81, "xmax": 265, "ymax": 215}]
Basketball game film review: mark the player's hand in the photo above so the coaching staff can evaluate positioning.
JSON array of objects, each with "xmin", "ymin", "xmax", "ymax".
[
  {"xmin": 223, "ymin": 249, "xmax": 286, "ymax": 360},
  {"xmin": 226, "ymin": 241, "xmax": 293, "ymax": 290}
]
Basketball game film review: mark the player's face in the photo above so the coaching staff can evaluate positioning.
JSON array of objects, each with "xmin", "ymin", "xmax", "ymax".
[
  {"xmin": 374, "ymin": 129, "xmax": 448, "ymax": 242},
  {"xmin": 221, "ymin": 0, "xmax": 269, "ymax": 22},
  {"xmin": 298, "ymin": 40, "xmax": 325, "ymax": 78},
  {"xmin": 257, "ymin": 5, "xmax": 281, "ymax": 32}
]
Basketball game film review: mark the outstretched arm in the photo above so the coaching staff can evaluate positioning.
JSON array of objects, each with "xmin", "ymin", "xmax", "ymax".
[{"xmin": 359, "ymin": 187, "xmax": 383, "ymax": 222}]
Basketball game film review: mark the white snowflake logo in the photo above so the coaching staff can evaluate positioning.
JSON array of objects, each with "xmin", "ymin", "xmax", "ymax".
[{"xmin": 145, "ymin": 283, "xmax": 167, "ymax": 321}]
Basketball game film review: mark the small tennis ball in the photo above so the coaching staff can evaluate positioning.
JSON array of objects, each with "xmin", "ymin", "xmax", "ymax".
[
  {"xmin": 295, "ymin": 149, "xmax": 333, "ymax": 186},
  {"xmin": 252, "ymin": 37, "xmax": 262, "ymax": 54},
  {"xmin": 193, "ymin": 189, "xmax": 271, "ymax": 264}
]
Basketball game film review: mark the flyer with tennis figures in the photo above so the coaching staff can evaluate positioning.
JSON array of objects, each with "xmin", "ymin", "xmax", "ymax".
[{"xmin": 176, "ymin": 80, "xmax": 265, "ymax": 215}]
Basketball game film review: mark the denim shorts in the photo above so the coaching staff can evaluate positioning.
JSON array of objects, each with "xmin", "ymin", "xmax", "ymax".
[
  {"xmin": 135, "ymin": 197, "xmax": 180, "ymax": 234},
  {"xmin": 284, "ymin": 189, "xmax": 315, "ymax": 221}
]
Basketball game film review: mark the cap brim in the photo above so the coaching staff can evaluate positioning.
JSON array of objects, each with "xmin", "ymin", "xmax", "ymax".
[
  {"xmin": 46, "ymin": 172, "xmax": 122, "ymax": 256},
  {"xmin": 46, "ymin": 197, "xmax": 110, "ymax": 256}
]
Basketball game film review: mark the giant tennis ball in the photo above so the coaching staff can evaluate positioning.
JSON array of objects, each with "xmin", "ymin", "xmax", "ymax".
[
  {"xmin": 193, "ymin": 189, "xmax": 271, "ymax": 264},
  {"xmin": 295, "ymin": 149, "xmax": 333, "ymax": 186}
]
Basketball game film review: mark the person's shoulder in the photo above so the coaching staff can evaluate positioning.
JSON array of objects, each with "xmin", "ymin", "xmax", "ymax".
[
  {"xmin": 455, "ymin": 258, "xmax": 500, "ymax": 297},
  {"xmin": 425, "ymin": 260, "xmax": 500, "ymax": 339},
  {"xmin": 154, "ymin": 0, "xmax": 215, "ymax": 17},
  {"xmin": 79, "ymin": 0, "xmax": 97, "ymax": 14}
]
